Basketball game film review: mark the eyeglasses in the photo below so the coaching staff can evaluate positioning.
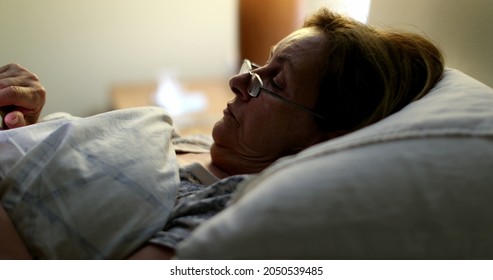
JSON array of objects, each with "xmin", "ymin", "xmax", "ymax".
[{"xmin": 240, "ymin": 59, "xmax": 325, "ymax": 120}]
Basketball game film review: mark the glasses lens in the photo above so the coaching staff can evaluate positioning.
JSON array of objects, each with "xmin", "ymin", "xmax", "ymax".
[
  {"xmin": 240, "ymin": 60, "xmax": 251, "ymax": 74},
  {"xmin": 248, "ymin": 74, "xmax": 261, "ymax": 97}
]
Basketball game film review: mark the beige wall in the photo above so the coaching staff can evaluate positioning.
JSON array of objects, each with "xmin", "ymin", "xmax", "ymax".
[
  {"xmin": 5, "ymin": 0, "xmax": 489, "ymax": 118},
  {"xmin": 0, "ymin": 0, "xmax": 356, "ymax": 117},
  {"xmin": 0, "ymin": 0, "xmax": 238, "ymax": 117},
  {"xmin": 368, "ymin": 0, "xmax": 493, "ymax": 88}
]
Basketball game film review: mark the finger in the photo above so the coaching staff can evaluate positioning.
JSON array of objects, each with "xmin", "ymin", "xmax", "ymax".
[
  {"xmin": 0, "ymin": 63, "xmax": 14, "ymax": 74},
  {"xmin": 0, "ymin": 85, "xmax": 45, "ymax": 109},
  {"xmin": 0, "ymin": 63, "xmax": 26, "ymax": 79},
  {"xmin": 0, "ymin": 83, "xmax": 45, "ymax": 126},
  {"xmin": 0, "ymin": 76, "xmax": 37, "ymax": 90},
  {"xmin": 0, "ymin": 71, "xmax": 40, "ymax": 89},
  {"xmin": 3, "ymin": 111, "xmax": 27, "ymax": 129}
]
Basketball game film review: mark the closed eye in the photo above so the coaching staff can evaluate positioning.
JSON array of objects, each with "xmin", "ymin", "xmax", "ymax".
[
  {"xmin": 272, "ymin": 73, "xmax": 286, "ymax": 91},
  {"xmin": 272, "ymin": 81, "xmax": 283, "ymax": 91}
]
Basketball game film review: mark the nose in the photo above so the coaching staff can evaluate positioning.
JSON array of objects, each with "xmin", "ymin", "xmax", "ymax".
[{"xmin": 228, "ymin": 72, "xmax": 252, "ymax": 101}]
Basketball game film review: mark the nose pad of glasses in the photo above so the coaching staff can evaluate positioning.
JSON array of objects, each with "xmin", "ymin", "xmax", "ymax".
[
  {"xmin": 248, "ymin": 84, "xmax": 259, "ymax": 98},
  {"xmin": 247, "ymin": 73, "xmax": 262, "ymax": 98}
]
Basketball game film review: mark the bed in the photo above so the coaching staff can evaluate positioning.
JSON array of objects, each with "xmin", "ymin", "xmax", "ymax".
[{"xmin": 1, "ymin": 68, "xmax": 492, "ymax": 259}]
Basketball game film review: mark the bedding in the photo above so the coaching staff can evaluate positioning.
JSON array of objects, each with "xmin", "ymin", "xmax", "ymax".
[
  {"xmin": 0, "ymin": 107, "xmax": 179, "ymax": 259},
  {"xmin": 176, "ymin": 68, "xmax": 493, "ymax": 259}
]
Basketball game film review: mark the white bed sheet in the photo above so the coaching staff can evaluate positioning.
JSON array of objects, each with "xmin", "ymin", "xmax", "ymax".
[{"xmin": 0, "ymin": 107, "xmax": 179, "ymax": 259}]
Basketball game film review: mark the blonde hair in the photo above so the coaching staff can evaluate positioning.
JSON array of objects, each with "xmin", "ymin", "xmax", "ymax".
[{"xmin": 304, "ymin": 8, "xmax": 444, "ymax": 131}]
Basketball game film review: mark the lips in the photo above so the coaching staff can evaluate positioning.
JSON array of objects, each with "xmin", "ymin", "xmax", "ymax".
[{"xmin": 224, "ymin": 103, "xmax": 239, "ymax": 124}]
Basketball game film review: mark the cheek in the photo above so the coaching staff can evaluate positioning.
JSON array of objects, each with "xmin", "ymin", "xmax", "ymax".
[
  {"xmin": 216, "ymin": 98, "xmax": 288, "ymax": 156},
  {"xmin": 240, "ymin": 104, "xmax": 312, "ymax": 154},
  {"xmin": 237, "ymin": 105, "xmax": 277, "ymax": 151},
  {"xmin": 241, "ymin": 116, "xmax": 283, "ymax": 150},
  {"xmin": 212, "ymin": 97, "xmax": 322, "ymax": 160},
  {"xmin": 211, "ymin": 102, "xmax": 272, "ymax": 154}
]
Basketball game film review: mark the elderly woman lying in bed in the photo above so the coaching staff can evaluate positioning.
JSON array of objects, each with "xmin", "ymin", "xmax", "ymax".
[{"xmin": 0, "ymin": 8, "xmax": 444, "ymax": 259}]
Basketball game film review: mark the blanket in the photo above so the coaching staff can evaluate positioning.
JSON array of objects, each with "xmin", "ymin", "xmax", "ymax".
[{"xmin": 0, "ymin": 107, "xmax": 179, "ymax": 259}]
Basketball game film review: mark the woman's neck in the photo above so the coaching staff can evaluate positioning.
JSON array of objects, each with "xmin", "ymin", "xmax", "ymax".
[
  {"xmin": 176, "ymin": 152, "xmax": 230, "ymax": 179},
  {"xmin": 205, "ymin": 161, "xmax": 230, "ymax": 179}
]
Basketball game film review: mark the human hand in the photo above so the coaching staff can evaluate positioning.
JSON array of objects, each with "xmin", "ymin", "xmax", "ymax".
[{"xmin": 0, "ymin": 63, "xmax": 46, "ymax": 129}]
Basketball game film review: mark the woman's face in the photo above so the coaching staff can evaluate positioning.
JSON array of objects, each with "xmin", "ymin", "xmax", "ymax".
[{"xmin": 211, "ymin": 27, "xmax": 331, "ymax": 175}]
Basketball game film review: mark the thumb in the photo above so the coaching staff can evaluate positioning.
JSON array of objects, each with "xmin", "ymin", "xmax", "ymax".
[{"xmin": 4, "ymin": 111, "xmax": 27, "ymax": 129}]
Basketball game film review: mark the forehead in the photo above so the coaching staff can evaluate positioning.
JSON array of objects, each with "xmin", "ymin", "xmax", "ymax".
[{"xmin": 271, "ymin": 27, "xmax": 327, "ymax": 64}]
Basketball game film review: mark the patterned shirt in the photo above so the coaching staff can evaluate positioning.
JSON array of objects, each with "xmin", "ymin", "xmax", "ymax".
[
  {"xmin": 148, "ymin": 165, "xmax": 250, "ymax": 249},
  {"xmin": 148, "ymin": 134, "xmax": 251, "ymax": 249}
]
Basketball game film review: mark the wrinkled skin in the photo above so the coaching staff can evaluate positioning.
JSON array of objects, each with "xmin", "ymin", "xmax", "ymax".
[{"xmin": 0, "ymin": 63, "xmax": 46, "ymax": 129}]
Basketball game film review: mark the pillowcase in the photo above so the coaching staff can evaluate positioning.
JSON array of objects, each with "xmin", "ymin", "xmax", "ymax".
[{"xmin": 176, "ymin": 69, "xmax": 493, "ymax": 259}]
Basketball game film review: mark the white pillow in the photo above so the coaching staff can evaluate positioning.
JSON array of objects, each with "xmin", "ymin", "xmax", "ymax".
[{"xmin": 177, "ymin": 69, "xmax": 493, "ymax": 259}]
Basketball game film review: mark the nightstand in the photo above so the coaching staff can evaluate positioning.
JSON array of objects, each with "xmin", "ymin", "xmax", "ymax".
[{"xmin": 110, "ymin": 79, "xmax": 232, "ymax": 135}]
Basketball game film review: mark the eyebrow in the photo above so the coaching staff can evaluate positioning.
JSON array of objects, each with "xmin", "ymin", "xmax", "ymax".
[{"xmin": 269, "ymin": 47, "xmax": 294, "ymax": 70}]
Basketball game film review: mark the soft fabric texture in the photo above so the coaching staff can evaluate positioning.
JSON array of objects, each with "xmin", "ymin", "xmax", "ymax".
[
  {"xmin": 176, "ymin": 69, "xmax": 493, "ymax": 259},
  {"xmin": 148, "ymin": 170, "xmax": 249, "ymax": 250},
  {"xmin": 0, "ymin": 107, "xmax": 179, "ymax": 259}
]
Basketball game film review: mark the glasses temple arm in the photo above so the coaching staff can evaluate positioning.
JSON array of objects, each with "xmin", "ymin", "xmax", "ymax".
[{"xmin": 260, "ymin": 87, "xmax": 326, "ymax": 120}]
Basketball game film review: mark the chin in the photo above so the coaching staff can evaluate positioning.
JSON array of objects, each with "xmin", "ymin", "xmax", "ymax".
[
  {"xmin": 211, "ymin": 118, "xmax": 236, "ymax": 144},
  {"xmin": 211, "ymin": 120, "xmax": 221, "ymax": 142},
  {"xmin": 209, "ymin": 143, "xmax": 232, "ymax": 174}
]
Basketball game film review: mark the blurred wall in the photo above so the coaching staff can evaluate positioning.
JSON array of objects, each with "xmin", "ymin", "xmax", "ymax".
[
  {"xmin": 305, "ymin": 0, "xmax": 371, "ymax": 22},
  {"xmin": 368, "ymin": 0, "xmax": 493, "ymax": 88},
  {"xmin": 0, "ymin": 0, "xmax": 238, "ymax": 117},
  {"xmin": 0, "ymin": 0, "xmax": 375, "ymax": 118},
  {"xmin": 8, "ymin": 0, "xmax": 487, "ymax": 118},
  {"xmin": 239, "ymin": 0, "xmax": 306, "ymax": 65}
]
